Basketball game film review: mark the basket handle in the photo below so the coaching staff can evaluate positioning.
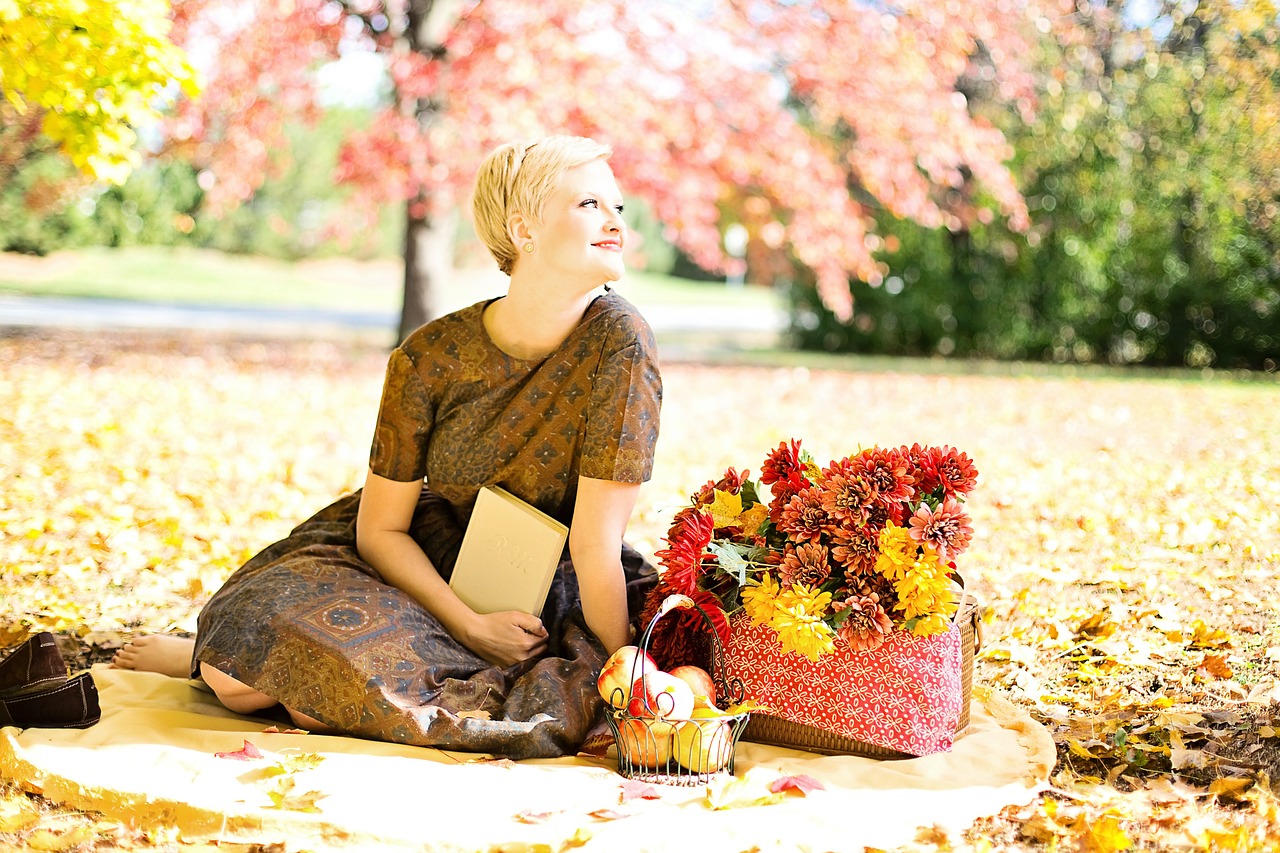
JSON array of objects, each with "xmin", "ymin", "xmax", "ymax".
[
  {"xmin": 636, "ymin": 594, "xmax": 746, "ymax": 708},
  {"xmin": 951, "ymin": 570, "xmax": 983, "ymax": 655}
]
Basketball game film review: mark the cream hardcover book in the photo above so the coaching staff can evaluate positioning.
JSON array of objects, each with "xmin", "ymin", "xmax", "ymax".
[{"xmin": 449, "ymin": 486, "xmax": 568, "ymax": 617}]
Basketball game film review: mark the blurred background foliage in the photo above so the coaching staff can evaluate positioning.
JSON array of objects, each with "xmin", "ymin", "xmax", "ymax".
[
  {"xmin": 791, "ymin": 2, "xmax": 1280, "ymax": 371},
  {"xmin": 2, "ymin": 0, "xmax": 1277, "ymax": 370}
]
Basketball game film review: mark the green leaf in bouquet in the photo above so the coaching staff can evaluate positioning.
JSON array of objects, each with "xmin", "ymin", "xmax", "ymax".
[
  {"xmin": 745, "ymin": 544, "xmax": 773, "ymax": 569},
  {"xmin": 708, "ymin": 540, "xmax": 750, "ymax": 586},
  {"xmin": 740, "ymin": 479, "xmax": 762, "ymax": 507}
]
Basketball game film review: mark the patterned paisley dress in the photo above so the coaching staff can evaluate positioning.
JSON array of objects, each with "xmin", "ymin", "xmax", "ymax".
[{"xmin": 191, "ymin": 291, "xmax": 662, "ymax": 758}]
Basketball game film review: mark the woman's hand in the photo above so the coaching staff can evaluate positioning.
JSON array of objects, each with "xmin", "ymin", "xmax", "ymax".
[{"xmin": 461, "ymin": 611, "xmax": 549, "ymax": 667}]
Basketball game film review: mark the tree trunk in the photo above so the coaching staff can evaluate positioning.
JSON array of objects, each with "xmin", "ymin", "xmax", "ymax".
[
  {"xmin": 392, "ymin": 0, "xmax": 462, "ymax": 342},
  {"xmin": 398, "ymin": 202, "xmax": 457, "ymax": 343}
]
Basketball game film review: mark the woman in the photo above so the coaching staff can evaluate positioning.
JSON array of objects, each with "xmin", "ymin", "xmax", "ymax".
[{"xmin": 114, "ymin": 136, "xmax": 662, "ymax": 758}]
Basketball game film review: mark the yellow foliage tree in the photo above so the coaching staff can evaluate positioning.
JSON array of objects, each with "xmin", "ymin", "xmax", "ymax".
[{"xmin": 0, "ymin": 0, "xmax": 197, "ymax": 184}]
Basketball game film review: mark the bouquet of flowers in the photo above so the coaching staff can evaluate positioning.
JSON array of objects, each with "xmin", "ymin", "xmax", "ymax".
[{"xmin": 645, "ymin": 439, "xmax": 979, "ymax": 664}]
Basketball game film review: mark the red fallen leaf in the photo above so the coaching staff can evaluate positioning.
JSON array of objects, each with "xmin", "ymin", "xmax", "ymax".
[
  {"xmin": 214, "ymin": 739, "xmax": 263, "ymax": 760},
  {"xmin": 1197, "ymin": 654, "xmax": 1233, "ymax": 680},
  {"xmin": 619, "ymin": 780, "xmax": 661, "ymax": 802},
  {"xmin": 514, "ymin": 809, "xmax": 561, "ymax": 824},
  {"xmin": 262, "ymin": 725, "xmax": 280, "ymax": 733},
  {"xmin": 769, "ymin": 774, "xmax": 824, "ymax": 795}
]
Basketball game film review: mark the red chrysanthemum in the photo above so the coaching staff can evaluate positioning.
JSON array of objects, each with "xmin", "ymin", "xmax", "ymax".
[
  {"xmin": 779, "ymin": 542, "xmax": 832, "ymax": 588},
  {"xmin": 833, "ymin": 591, "xmax": 894, "ymax": 652},
  {"xmin": 901, "ymin": 443, "xmax": 939, "ymax": 495},
  {"xmin": 830, "ymin": 527, "xmax": 880, "ymax": 576},
  {"xmin": 715, "ymin": 466, "xmax": 750, "ymax": 494},
  {"xmin": 852, "ymin": 447, "xmax": 915, "ymax": 505},
  {"xmin": 777, "ymin": 486, "xmax": 834, "ymax": 544},
  {"xmin": 926, "ymin": 446, "xmax": 979, "ymax": 497},
  {"xmin": 906, "ymin": 496, "xmax": 973, "ymax": 561},
  {"xmin": 760, "ymin": 439, "xmax": 804, "ymax": 487},
  {"xmin": 690, "ymin": 480, "xmax": 716, "ymax": 507},
  {"xmin": 767, "ymin": 471, "xmax": 810, "ymax": 523},
  {"xmin": 819, "ymin": 469, "xmax": 876, "ymax": 525},
  {"xmin": 654, "ymin": 509, "xmax": 715, "ymax": 594}
]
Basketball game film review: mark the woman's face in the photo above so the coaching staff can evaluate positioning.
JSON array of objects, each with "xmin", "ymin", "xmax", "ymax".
[{"xmin": 524, "ymin": 158, "xmax": 627, "ymax": 286}]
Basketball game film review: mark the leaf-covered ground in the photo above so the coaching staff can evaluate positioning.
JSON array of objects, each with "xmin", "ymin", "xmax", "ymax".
[{"xmin": 3, "ymin": 328, "xmax": 1280, "ymax": 851}]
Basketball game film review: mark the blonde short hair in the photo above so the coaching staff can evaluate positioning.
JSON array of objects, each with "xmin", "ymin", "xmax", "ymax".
[{"xmin": 471, "ymin": 135, "xmax": 613, "ymax": 275}]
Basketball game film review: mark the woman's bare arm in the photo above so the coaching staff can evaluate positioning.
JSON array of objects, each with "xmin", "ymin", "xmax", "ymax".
[
  {"xmin": 355, "ymin": 470, "xmax": 547, "ymax": 666},
  {"xmin": 569, "ymin": 476, "xmax": 641, "ymax": 655}
]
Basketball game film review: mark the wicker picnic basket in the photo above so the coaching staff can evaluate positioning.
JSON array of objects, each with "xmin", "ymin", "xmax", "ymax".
[{"xmin": 733, "ymin": 593, "xmax": 983, "ymax": 759}]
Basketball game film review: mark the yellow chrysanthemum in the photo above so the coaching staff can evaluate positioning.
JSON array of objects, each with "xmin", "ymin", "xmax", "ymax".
[
  {"xmin": 894, "ymin": 544, "xmax": 959, "ymax": 624},
  {"xmin": 874, "ymin": 522, "xmax": 918, "ymax": 581},
  {"xmin": 771, "ymin": 604, "xmax": 837, "ymax": 662},
  {"xmin": 910, "ymin": 613, "xmax": 952, "ymax": 636},
  {"xmin": 775, "ymin": 582, "xmax": 833, "ymax": 619},
  {"xmin": 740, "ymin": 572, "xmax": 781, "ymax": 626}
]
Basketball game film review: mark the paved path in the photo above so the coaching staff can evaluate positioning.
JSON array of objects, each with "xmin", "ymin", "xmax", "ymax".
[{"xmin": 0, "ymin": 292, "xmax": 787, "ymax": 355}]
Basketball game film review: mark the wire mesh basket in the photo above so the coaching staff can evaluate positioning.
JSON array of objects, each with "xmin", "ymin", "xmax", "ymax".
[{"xmin": 603, "ymin": 594, "xmax": 751, "ymax": 786}]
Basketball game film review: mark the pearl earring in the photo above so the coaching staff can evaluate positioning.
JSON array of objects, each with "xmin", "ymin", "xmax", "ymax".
[{"xmin": 523, "ymin": 242, "xmax": 535, "ymax": 253}]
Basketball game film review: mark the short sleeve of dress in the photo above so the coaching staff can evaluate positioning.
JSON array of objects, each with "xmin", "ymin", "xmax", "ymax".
[
  {"xmin": 368, "ymin": 347, "xmax": 434, "ymax": 482},
  {"xmin": 579, "ymin": 313, "xmax": 663, "ymax": 483}
]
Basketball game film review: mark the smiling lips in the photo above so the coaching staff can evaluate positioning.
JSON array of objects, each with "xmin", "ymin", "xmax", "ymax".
[{"xmin": 593, "ymin": 239, "xmax": 623, "ymax": 251}]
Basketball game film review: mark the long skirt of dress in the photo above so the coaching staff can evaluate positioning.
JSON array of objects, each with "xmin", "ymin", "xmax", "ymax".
[{"xmin": 192, "ymin": 490, "xmax": 657, "ymax": 759}]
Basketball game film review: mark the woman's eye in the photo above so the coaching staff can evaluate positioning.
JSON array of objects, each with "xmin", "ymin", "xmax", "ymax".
[
  {"xmin": 580, "ymin": 199, "xmax": 598, "ymax": 208},
  {"xmin": 614, "ymin": 205, "xmax": 625, "ymax": 214}
]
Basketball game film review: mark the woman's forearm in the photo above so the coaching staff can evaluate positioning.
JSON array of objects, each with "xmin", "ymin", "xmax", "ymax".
[
  {"xmin": 572, "ymin": 543, "xmax": 630, "ymax": 654},
  {"xmin": 569, "ymin": 477, "xmax": 643, "ymax": 654},
  {"xmin": 356, "ymin": 527, "xmax": 478, "ymax": 644}
]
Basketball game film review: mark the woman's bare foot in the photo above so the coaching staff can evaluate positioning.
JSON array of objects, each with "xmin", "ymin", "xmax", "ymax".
[{"xmin": 111, "ymin": 635, "xmax": 196, "ymax": 679}]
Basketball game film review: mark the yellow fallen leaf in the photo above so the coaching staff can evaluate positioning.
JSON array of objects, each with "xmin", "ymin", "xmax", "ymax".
[
  {"xmin": 1068, "ymin": 738, "xmax": 1109, "ymax": 759},
  {"xmin": 1208, "ymin": 778, "xmax": 1253, "ymax": 802},
  {"xmin": 25, "ymin": 826, "xmax": 95, "ymax": 852},
  {"xmin": 1075, "ymin": 814, "xmax": 1132, "ymax": 852},
  {"xmin": 0, "ymin": 802, "xmax": 39, "ymax": 833},
  {"xmin": 563, "ymin": 826, "xmax": 593, "ymax": 848},
  {"xmin": 705, "ymin": 768, "xmax": 785, "ymax": 810},
  {"xmin": 721, "ymin": 698, "xmax": 772, "ymax": 716},
  {"xmin": 1188, "ymin": 620, "xmax": 1232, "ymax": 650}
]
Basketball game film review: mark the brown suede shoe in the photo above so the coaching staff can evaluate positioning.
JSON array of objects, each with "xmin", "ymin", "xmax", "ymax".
[
  {"xmin": 0, "ymin": 671, "xmax": 100, "ymax": 729},
  {"xmin": 0, "ymin": 632, "xmax": 67, "ymax": 698}
]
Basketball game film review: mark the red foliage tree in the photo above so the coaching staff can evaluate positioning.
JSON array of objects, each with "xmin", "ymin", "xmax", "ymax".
[{"xmin": 164, "ymin": 0, "xmax": 1066, "ymax": 340}]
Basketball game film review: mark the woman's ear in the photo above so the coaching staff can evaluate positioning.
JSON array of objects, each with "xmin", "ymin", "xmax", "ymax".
[{"xmin": 507, "ymin": 211, "xmax": 534, "ymax": 249}]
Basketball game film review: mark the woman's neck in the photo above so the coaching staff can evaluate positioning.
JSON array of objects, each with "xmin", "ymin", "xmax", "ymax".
[{"xmin": 484, "ymin": 273, "xmax": 603, "ymax": 360}]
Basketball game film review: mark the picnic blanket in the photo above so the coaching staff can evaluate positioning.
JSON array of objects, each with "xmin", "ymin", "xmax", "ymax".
[{"xmin": 0, "ymin": 666, "xmax": 1054, "ymax": 851}]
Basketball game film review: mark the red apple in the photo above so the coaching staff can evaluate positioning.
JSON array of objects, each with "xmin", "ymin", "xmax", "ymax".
[
  {"xmin": 597, "ymin": 645, "xmax": 657, "ymax": 708},
  {"xmin": 627, "ymin": 671, "xmax": 695, "ymax": 721},
  {"xmin": 669, "ymin": 665, "xmax": 717, "ymax": 707}
]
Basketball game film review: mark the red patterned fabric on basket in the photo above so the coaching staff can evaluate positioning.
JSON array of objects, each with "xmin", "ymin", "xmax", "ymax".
[{"xmin": 720, "ymin": 611, "xmax": 964, "ymax": 756}]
